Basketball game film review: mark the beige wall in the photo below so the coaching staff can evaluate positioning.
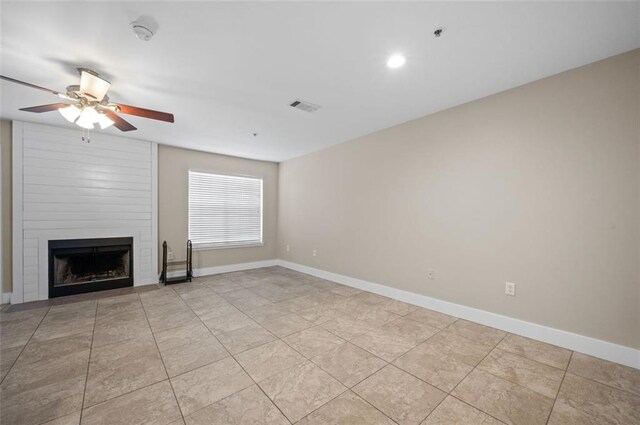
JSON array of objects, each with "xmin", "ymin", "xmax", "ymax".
[
  {"xmin": 278, "ymin": 49, "xmax": 640, "ymax": 349},
  {"xmin": 0, "ymin": 120, "xmax": 11, "ymax": 294},
  {"xmin": 159, "ymin": 145, "xmax": 278, "ymax": 272}
]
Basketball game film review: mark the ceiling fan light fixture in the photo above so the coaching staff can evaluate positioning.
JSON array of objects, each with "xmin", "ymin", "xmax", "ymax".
[
  {"xmin": 76, "ymin": 106, "xmax": 98, "ymax": 129},
  {"xmin": 97, "ymin": 112, "xmax": 114, "ymax": 129},
  {"xmin": 58, "ymin": 104, "xmax": 81, "ymax": 123},
  {"xmin": 79, "ymin": 70, "xmax": 111, "ymax": 101}
]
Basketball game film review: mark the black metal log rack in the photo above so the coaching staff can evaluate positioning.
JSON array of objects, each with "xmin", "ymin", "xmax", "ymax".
[{"xmin": 160, "ymin": 240, "xmax": 192, "ymax": 284}]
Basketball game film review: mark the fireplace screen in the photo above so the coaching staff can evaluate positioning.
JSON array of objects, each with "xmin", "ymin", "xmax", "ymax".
[
  {"xmin": 48, "ymin": 237, "xmax": 133, "ymax": 298},
  {"xmin": 53, "ymin": 248, "xmax": 131, "ymax": 286}
]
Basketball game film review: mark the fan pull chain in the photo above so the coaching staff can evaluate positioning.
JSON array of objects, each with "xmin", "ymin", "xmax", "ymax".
[{"xmin": 81, "ymin": 128, "xmax": 91, "ymax": 143}]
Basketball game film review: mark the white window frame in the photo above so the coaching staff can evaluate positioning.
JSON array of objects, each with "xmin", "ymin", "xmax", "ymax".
[{"xmin": 188, "ymin": 170, "xmax": 264, "ymax": 250}]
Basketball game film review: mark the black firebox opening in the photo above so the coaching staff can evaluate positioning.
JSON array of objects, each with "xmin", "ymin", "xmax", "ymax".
[{"xmin": 48, "ymin": 237, "xmax": 133, "ymax": 298}]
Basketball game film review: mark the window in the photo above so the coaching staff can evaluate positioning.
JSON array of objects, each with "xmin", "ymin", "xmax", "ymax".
[{"xmin": 188, "ymin": 171, "xmax": 263, "ymax": 249}]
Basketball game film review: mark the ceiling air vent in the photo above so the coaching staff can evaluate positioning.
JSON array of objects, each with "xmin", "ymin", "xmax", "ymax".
[{"xmin": 290, "ymin": 99, "xmax": 321, "ymax": 113}]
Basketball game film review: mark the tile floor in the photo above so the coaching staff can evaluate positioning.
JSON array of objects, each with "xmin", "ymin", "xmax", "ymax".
[{"xmin": 0, "ymin": 266, "xmax": 638, "ymax": 424}]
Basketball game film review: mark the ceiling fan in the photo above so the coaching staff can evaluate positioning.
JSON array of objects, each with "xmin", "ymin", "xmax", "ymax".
[{"xmin": 0, "ymin": 69, "xmax": 174, "ymax": 132}]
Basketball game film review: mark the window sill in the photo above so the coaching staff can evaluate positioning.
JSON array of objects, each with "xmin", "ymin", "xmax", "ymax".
[{"xmin": 192, "ymin": 242, "xmax": 265, "ymax": 251}]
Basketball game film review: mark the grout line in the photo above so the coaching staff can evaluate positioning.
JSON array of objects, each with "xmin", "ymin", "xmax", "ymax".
[
  {"xmin": 545, "ymin": 351, "xmax": 573, "ymax": 425},
  {"xmin": 78, "ymin": 300, "xmax": 99, "ymax": 422},
  {"xmin": 437, "ymin": 332, "xmax": 511, "ymax": 424},
  {"xmin": 138, "ymin": 290, "xmax": 186, "ymax": 421},
  {"xmin": 0, "ymin": 305, "xmax": 51, "ymax": 386},
  {"xmin": 448, "ymin": 395, "xmax": 509, "ymax": 424},
  {"xmin": 169, "ymin": 281, "xmax": 292, "ymax": 423}
]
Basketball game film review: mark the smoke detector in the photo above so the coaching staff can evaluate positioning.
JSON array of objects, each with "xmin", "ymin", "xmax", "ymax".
[
  {"xmin": 290, "ymin": 99, "xmax": 321, "ymax": 113},
  {"xmin": 130, "ymin": 17, "xmax": 157, "ymax": 41}
]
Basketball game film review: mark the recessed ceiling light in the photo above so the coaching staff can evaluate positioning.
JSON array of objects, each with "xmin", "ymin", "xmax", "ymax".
[{"xmin": 386, "ymin": 54, "xmax": 406, "ymax": 69}]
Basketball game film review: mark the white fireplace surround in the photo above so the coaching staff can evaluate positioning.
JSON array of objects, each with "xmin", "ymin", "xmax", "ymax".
[{"xmin": 12, "ymin": 121, "xmax": 158, "ymax": 303}]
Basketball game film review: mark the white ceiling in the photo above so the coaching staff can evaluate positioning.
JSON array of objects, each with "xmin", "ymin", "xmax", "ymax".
[{"xmin": 1, "ymin": 1, "xmax": 638, "ymax": 162}]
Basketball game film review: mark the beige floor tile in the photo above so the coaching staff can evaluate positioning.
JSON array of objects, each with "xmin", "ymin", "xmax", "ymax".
[
  {"xmin": 32, "ymin": 315, "xmax": 95, "ymax": 343},
  {"xmin": 346, "ymin": 305, "xmax": 401, "ymax": 327},
  {"xmin": 497, "ymin": 334, "xmax": 571, "ymax": 370},
  {"xmin": 184, "ymin": 385, "xmax": 289, "ymax": 425},
  {"xmin": 0, "ymin": 314, "xmax": 45, "ymax": 349},
  {"xmin": 320, "ymin": 317, "xmax": 378, "ymax": 340},
  {"xmin": 277, "ymin": 295, "xmax": 323, "ymax": 314},
  {"xmin": 297, "ymin": 390, "xmax": 396, "ymax": 425},
  {"xmin": 328, "ymin": 285, "xmax": 362, "ymax": 297},
  {"xmin": 0, "ymin": 306, "xmax": 48, "ymax": 324},
  {"xmin": 16, "ymin": 331, "xmax": 93, "ymax": 367},
  {"xmin": 9, "ymin": 268, "xmax": 638, "ymax": 425},
  {"xmin": 554, "ymin": 373, "xmax": 640, "ymax": 425},
  {"xmin": 92, "ymin": 310, "xmax": 152, "ymax": 348},
  {"xmin": 192, "ymin": 301, "xmax": 240, "ymax": 321},
  {"xmin": 96, "ymin": 295, "xmax": 142, "ymax": 319},
  {"xmin": 216, "ymin": 322, "xmax": 277, "ymax": 354},
  {"xmin": 84, "ymin": 335, "xmax": 167, "ymax": 407},
  {"xmin": 283, "ymin": 326, "xmax": 345, "ymax": 358},
  {"xmin": 160, "ymin": 334, "xmax": 229, "ymax": 377},
  {"xmin": 1, "ymin": 350, "xmax": 89, "ymax": 424},
  {"xmin": 0, "ymin": 346, "xmax": 23, "ymax": 381},
  {"xmin": 154, "ymin": 320, "xmax": 213, "ymax": 351},
  {"xmin": 170, "ymin": 356, "xmax": 253, "ymax": 416},
  {"xmin": 81, "ymin": 380, "xmax": 182, "ymax": 425},
  {"xmin": 405, "ymin": 308, "xmax": 458, "ymax": 329},
  {"xmin": 568, "ymin": 352, "xmax": 640, "ymax": 396},
  {"xmin": 183, "ymin": 295, "xmax": 228, "ymax": 316},
  {"xmin": 261, "ymin": 313, "xmax": 314, "ymax": 338},
  {"xmin": 235, "ymin": 339, "xmax": 306, "ymax": 382},
  {"xmin": 312, "ymin": 342, "xmax": 387, "ymax": 387},
  {"xmin": 379, "ymin": 299, "xmax": 419, "ymax": 316},
  {"xmin": 393, "ymin": 331, "xmax": 492, "ymax": 392},
  {"xmin": 243, "ymin": 304, "xmax": 291, "ymax": 322},
  {"xmin": 477, "ymin": 349, "xmax": 564, "ymax": 398},
  {"xmin": 382, "ymin": 316, "xmax": 439, "ymax": 344},
  {"xmin": 41, "ymin": 411, "xmax": 81, "ymax": 425},
  {"xmin": 259, "ymin": 361, "xmax": 346, "ymax": 423},
  {"xmin": 202, "ymin": 311, "xmax": 256, "ymax": 335},
  {"xmin": 421, "ymin": 396, "xmax": 503, "ymax": 424},
  {"xmin": 351, "ymin": 326, "xmax": 418, "ymax": 361},
  {"xmin": 353, "ymin": 365, "xmax": 446, "ymax": 425},
  {"xmin": 297, "ymin": 306, "xmax": 345, "ymax": 324},
  {"xmin": 147, "ymin": 308, "xmax": 198, "ymax": 333},
  {"xmin": 350, "ymin": 292, "xmax": 390, "ymax": 306},
  {"xmin": 547, "ymin": 401, "xmax": 612, "ymax": 425},
  {"xmin": 452, "ymin": 369, "xmax": 554, "ymax": 425},
  {"xmin": 445, "ymin": 320, "xmax": 507, "ymax": 347},
  {"xmin": 229, "ymin": 295, "xmax": 273, "ymax": 310}
]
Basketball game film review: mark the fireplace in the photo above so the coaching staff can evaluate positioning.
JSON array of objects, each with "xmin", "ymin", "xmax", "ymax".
[{"xmin": 48, "ymin": 237, "xmax": 134, "ymax": 298}]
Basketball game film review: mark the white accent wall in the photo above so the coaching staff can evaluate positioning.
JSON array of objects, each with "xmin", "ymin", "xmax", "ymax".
[{"xmin": 12, "ymin": 122, "xmax": 158, "ymax": 303}]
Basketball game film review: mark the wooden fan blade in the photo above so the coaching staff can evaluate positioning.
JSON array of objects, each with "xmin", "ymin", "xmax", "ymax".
[
  {"xmin": 114, "ymin": 103, "xmax": 174, "ymax": 123},
  {"xmin": 1, "ymin": 75, "xmax": 61, "ymax": 96},
  {"xmin": 19, "ymin": 103, "xmax": 69, "ymax": 113},
  {"xmin": 104, "ymin": 110, "xmax": 137, "ymax": 132}
]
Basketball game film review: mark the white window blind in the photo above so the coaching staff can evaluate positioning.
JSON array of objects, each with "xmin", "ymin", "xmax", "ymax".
[{"xmin": 188, "ymin": 171, "xmax": 263, "ymax": 249}]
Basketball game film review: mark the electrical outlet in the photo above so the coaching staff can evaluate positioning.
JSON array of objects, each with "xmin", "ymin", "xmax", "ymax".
[
  {"xmin": 312, "ymin": 249, "xmax": 317, "ymax": 257},
  {"xmin": 505, "ymin": 282, "xmax": 516, "ymax": 296},
  {"xmin": 167, "ymin": 251, "xmax": 174, "ymax": 260},
  {"xmin": 427, "ymin": 269, "xmax": 435, "ymax": 280},
  {"xmin": 286, "ymin": 244, "xmax": 290, "ymax": 252}
]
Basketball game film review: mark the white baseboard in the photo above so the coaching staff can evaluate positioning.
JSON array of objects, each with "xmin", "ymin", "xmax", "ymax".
[
  {"xmin": 276, "ymin": 260, "xmax": 640, "ymax": 370},
  {"xmin": 1, "ymin": 292, "xmax": 11, "ymax": 304},
  {"xmin": 165, "ymin": 259, "xmax": 278, "ymax": 279}
]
